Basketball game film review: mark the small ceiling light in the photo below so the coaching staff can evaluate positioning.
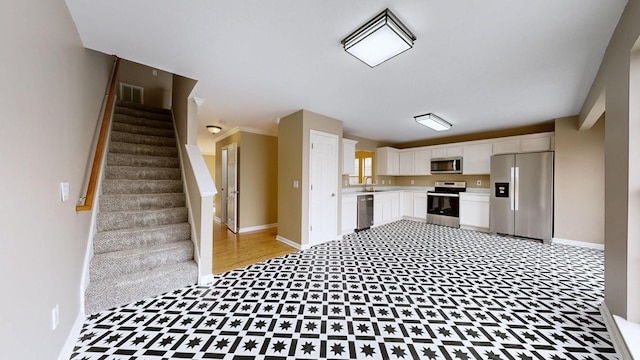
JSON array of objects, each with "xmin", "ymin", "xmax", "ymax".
[
  {"xmin": 414, "ymin": 113, "xmax": 452, "ymax": 131},
  {"xmin": 342, "ymin": 8, "xmax": 416, "ymax": 68},
  {"xmin": 207, "ymin": 125, "xmax": 222, "ymax": 134}
]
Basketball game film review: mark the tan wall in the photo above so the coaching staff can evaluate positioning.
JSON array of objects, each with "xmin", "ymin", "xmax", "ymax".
[
  {"xmin": 278, "ymin": 112, "xmax": 304, "ymax": 244},
  {"xmin": 0, "ymin": 0, "xmax": 113, "ymax": 357},
  {"xmin": 580, "ymin": 0, "xmax": 640, "ymax": 320},
  {"xmin": 239, "ymin": 133, "xmax": 278, "ymax": 228},
  {"xmin": 553, "ymin": 116, "xmax": 605, "ymax": 245},
  {"xmin": 213, "ymin": 131, "xmax": 276, "ymax": 228},
  {"xmin": 203, "ymin": 155, "xmax": 216, "ymax": 184},
  {"xmin": 118, "ymin": 59, "xmax": 172, "ymax": 109}
]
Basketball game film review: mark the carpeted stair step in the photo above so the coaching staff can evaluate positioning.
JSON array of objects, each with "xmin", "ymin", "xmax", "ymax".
[
  {"xmin": 85, "ymin": 260, "xmax": 198, "ymax": 315},
  {"xmin": 112, "ymin": 121, "xmax": 175, "ymax": 138},
  {"xmin": 111, "ymin": 130, "xmax": 177, "ymax": 147},
  {"xmin": 93, "ymin": 223, "xmax": 191, "ymax": 254},
  {"xmin": 97, "ymin": 207, "xmax": 188, "ymax": 232},
  {"xmin": 105, "ymin": 165, "xmax": 181, "ymax": 180},
  {"xmin": 109, "ymin": 141, "xmax": 178, "ymax": 158},
  {"xmin": 100, "ymin": 193, "xmax": 186, "ymax": 212},
  {"xmin": 102, "ymin": 179, "xmax": 184, "ymax": 195},
  {"xmin": 116, "ymin": 101, "xmax": 172, "ymax": 115},
  {"xmin": 115, "ymin": 106, "xmax": 173, "ymax": 122},
  {"xmin": 107, "ymin": 153, "xmax": 179, "ymax": 168},
  {"xmin": 113, "ymin": 113, "xmax": 174, "ymax": 130},
  {"xmin": 90, "ymin": 240, "xmax": 194, "ymax": 282}
]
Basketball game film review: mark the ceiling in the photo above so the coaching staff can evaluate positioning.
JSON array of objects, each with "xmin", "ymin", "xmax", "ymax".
[{"xmin": 65, "ymin": 0, "xmax": 626, "ymax": 150}]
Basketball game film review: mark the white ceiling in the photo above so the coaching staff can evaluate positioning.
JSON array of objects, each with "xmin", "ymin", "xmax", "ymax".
[{"xmin": 65, "ymin": 0, "xmax": 626, "ymax": 149}]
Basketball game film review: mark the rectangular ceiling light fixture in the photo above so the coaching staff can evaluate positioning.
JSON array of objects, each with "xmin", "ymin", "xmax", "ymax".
[
  {"xmin": 415, "ymin": 113, "xmax": 452, "ymax": 131},
  {"xmin": 342, "ymin": 8, "xmax": 416, "ymax": 68}
]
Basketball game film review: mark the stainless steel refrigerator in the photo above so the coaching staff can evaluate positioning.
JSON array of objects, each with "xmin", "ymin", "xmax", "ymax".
[{"xmin": 490, "ymin": 151, "xmax": 553, "ymax": 242}]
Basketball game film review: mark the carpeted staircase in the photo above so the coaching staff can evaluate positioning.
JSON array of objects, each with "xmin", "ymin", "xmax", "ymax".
[{"xmin": 84, "ymin": 102, "xmax": 198, "ymax": 315}]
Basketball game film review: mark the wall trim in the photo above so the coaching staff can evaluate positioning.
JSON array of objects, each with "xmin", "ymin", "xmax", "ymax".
[
  {"xmin": 214, "ymin": 216, "xmax": 222, "ymax": 224},
  {"xmin": 57, "ymin": 309, "xmax": 85, "ymax": 360},
  {"xmin": 600, "ymin": 303, "xmax": 633, "ymax": 360},
  {"xmin": 238, "ymin": 223, "xmax": 278, "ymax": 234},
  {"xmin": 199, "ymin": 274, "xmax": 215, "ymax": 286},
  {"xmin": 276, "ymin": 235, "xmax": 302, "ymax": 250},
  {"xmin": 552, "ymin": 237, "xmax": 604, "ymax": 250},
  {"xmin": 214, "ymin": 126, "xmax": 278, "ymax": 143}
]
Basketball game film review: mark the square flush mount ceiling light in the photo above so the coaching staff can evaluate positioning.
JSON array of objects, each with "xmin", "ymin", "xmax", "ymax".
[
  {"xmin": 342, "ymin": 8, "xmax": 416, "ymax": 67},
  {"xmin": 415, "ymin": 113, "xmax": 452, "ymax": 131}
]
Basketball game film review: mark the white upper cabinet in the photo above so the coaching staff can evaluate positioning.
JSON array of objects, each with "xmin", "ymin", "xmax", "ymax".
[
  {"xmin": 342, "ymin": 139, "xmax": 358, "ymax": 175},
  {"xmin": 431, "ymin": 145, "xmax": 462, "ymax": 158},
  {"xmin": 492, "ymin": 132, "xmax": 554, "ymax": 155},
  {"xmin": 463, "ymin": 143, "xmax": 492, "ymax": 174},
  {"xmin": 414, "ymin": 148, "xmax": 431, "ymax": 175},
  {"xmin": 398, "ymin": 150, "xmax": 415, "ymax": 175},
  {"xmin": 376, "ymin": 147, "xmax": 399, "ymax": 175}
]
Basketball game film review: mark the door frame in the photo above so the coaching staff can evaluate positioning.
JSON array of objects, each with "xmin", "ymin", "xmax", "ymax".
[{"xmin": 308, "ymin": 130, "xmax": 339, "ymax": 246}]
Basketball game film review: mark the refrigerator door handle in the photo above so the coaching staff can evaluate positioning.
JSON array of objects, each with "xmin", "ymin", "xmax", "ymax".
[
  {"xmin": 514, "ymin": 167, "xmax": 520, "ymax": 211},
  {"xmin": 510, "ymin": 167, "xmax": 515, "ymax": 211}
]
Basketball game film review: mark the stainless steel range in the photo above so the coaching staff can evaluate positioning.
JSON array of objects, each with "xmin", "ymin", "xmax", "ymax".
[{"xmin": 427, "ymin": 181, "xmax": 466, "ymax": 228}]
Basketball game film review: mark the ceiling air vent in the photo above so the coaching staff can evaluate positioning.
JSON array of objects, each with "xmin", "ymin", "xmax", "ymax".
[{"xmin": 119, "ymin": 83, "xmax": 144, "ymax": 104}]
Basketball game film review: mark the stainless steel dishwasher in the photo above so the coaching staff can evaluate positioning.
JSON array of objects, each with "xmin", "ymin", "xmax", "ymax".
[{"xmin": 356, "ymin": 194, "xmax": 374, "ymax": 232}]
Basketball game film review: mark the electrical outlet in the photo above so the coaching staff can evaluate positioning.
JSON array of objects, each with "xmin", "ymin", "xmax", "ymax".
[
  {"xmin": 477, "ymin": 180, "xmax": 482, "ymax": 186},
  {"xmin": 389, "ymin": 179, "xmax": 392, "ymax": 184},
  {"xmin": 152, "ymin": 69, "xmax": 158, "ymax": 76},
  {"xmin": 411, "ymin": 179, "xmax": 415, "ymax": 185},
  {"xmin": 51, "ymin": 304, "xmax": 59, "ymax": 330},
  {"xmin": 293, "ymin": 180, "xmax": 299, "ymax": 189}
]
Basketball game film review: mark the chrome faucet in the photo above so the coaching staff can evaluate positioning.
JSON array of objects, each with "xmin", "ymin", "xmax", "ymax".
[{"xmin": 363, "ymin": 176, "xmax": 374, "ymax": 192}]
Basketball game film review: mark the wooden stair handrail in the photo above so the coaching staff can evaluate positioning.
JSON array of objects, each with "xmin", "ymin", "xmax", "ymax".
[{"xmin": 76, "ymin": 56, "xmax": 120, "ymax": 212}]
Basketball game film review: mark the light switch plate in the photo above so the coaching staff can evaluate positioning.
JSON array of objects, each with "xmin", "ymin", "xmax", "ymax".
[
  {"xmin": 411, "ymin": 180, "xmax": 415, "ymax": 185},
  {"xmin": 293, "ymin": 180, "xmax": 299, "ymax": 189},
  {"xmin": 61, "ymin": 182, "xmax": 69, "ymax": 202}
]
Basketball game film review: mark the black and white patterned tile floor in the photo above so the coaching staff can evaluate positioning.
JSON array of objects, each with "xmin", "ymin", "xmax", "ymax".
[{"xmin": 71, "ymin": 220, "xmax": 616, "ymax": 359}]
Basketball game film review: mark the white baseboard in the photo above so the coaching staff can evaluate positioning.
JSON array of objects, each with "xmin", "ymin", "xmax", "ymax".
[
  {"xmin": 238, "ymin": 223, "xmax": 277, "ymax": 233},
  {"xmin": 214, "ymin": 216, "xmax": 222, "ymax": 224},
  {"xmin": 58, "ymin": 309, "xmax": 85, "ymax": 360},
  {"xmin": 600, "ymin": 303, "xmax": 633, "ymax": 360},
  {"xmin": 552, "ymin": 237, "xmax": 604, "ymax": 250},
  {"xmin": 199, "ymin": 273, "xmax": 215, "ymax": 286},
  {"xmin": 460, "ymin": 225, "xmax": 490, "ymax": 232},
  {"xmin": 276, "ymin": 235, "xmax": 302, "ymax": 250}
]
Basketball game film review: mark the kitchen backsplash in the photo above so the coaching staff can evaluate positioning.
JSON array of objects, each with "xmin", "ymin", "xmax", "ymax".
[{"xmin": 342, "ymin": 174, "xmax": 491, "ymax": 188}]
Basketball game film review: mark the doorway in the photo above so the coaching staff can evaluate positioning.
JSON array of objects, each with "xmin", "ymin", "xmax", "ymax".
[{"xmin": 220, "ymin": 143, "xmax": 238, "ymax": 233}]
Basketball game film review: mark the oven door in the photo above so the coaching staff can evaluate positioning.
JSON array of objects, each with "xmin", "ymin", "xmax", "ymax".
[{"xmin": 427, "ymin": 193, "xmax": 460, "ymax": 227}]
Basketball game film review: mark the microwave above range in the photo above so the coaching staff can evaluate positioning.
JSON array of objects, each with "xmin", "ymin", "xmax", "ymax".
[{"xmin": 430, "ymin": 157, "xmax": 463, "ymax": 174}]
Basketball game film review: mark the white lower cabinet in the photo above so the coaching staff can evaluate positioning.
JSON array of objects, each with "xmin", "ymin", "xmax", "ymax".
[
  {"xmin": 373, "ymin": 192, "xmax": 401, "ymax": 226},
  {"xmin": 341, "ymin": 196, "xmax": 357, "ymax": 235},
  {"xmin": 401, "ymin": 191, "xmax": 414, "ymax": 217},
  {"xmin": 413, "ymin": 192, "xmax": 428, "ymax": 219},
  {"xmin": 459, "ymin": 193, "xmax": 490, "ymax": 232}
]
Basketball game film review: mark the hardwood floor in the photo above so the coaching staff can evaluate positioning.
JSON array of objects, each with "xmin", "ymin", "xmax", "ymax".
[{"xmin": 212, "ymin": 221, "xmax": 297, "ymax": 274}]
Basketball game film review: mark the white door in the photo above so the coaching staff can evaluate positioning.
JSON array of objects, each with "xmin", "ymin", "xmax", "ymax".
[
  {"xmin": 221, "ymin": 148, "xmax": 228, "ymax": 225},
  {"xmin": 309, "ymin": 131, "xmax": 339, "ymax": 246},
  {"xmin": 225, "ymin": 143, "xmax": 238, "ymax": 233}
]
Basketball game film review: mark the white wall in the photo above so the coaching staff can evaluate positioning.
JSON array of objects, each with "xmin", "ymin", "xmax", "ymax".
[{"xmin": 0, "ymin": 0, "xmax": 112, "ymax": 358}]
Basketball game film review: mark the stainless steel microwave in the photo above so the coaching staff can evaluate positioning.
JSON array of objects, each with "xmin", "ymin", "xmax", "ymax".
[{"xmin": 430, "ymin": 157, "xmax": 463, "ymax": 174}]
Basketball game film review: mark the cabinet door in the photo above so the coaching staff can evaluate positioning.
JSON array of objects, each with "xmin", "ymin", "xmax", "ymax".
[
  {"xmin": 493, "ymin": 139, "xmax": 520, "ymax": 154},
  {"xmin": 413, "ymin": 192, "xmax": 428, "ymax": 219},
  {"xmin": 459, "ymin": 194, "xmax": 490, "ymax": 229},
  {"xmin": 373, "ymin": 194, "xmax": 383, "ymax": 225},
  {"xmin": 390, "ymin": 192, "xmax": 400, "ymax": 220},
  {"xmin": 446, "ymin": 146, "xmax": 463, "ymax": 157},
  {"xmin": 376, "ymin": 147, "xmax": 400, "ymax": 175},
  {"xmin": 414, "ymin": 149, "xmax": 431, "ymax": 175},
  {"xmin": 402, "ymin": 192, "xmax": 414, "ymax": 217},
  {"xmin": 431, "ymin": 147, "xmax": 446, "ymax": 158},
  {"xmin": 399, "ymin": 150, "xmax": 415, "ymax": 175},
  {"xmin": 342, "ymin": 197, "xmax": 358, "ymax": 234},
  {"xmin": 381, "ymin": 195, "xmax": 392, "ymax": 222},
  {"xmin": 342, "ymin": 139, "xmax": 357, "ymax": 175},
  {"xmin": 463, "ymin": 143, "xmax": 492, "ymax": 174},
  {"xmin": 521, "ymin": 136, "xmax": 552, "ymax": 152}
]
